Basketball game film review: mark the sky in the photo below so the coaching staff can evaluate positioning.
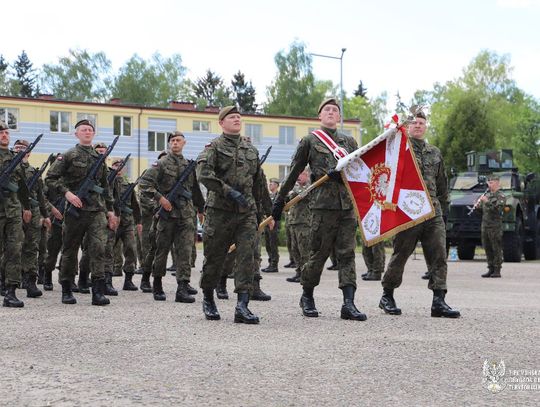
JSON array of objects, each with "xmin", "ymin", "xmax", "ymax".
[{"xmin": 3, "ymin": 0, "xmax": 539, "ymax": 108}]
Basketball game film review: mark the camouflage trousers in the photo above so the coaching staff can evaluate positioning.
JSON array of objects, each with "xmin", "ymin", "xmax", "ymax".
[
  {"xmin": 383, "ymin": 215, "xmax": 447, "ymax": 291},
  {"xmin": 109, "ymin": 220, "xmax": 138, "ymax": 274},
  {"xmin": 152, "ymin": 215, "xmax": 194, "ymax": 282},
  {"xmin": 44, "ymin": 221, "xmax": 62, "ymax": 274},
  {"xmin": 60, "ymin": 211, "xmax": 107, "ymax": 281},
  {"xmin": 285, "ymin": 220, "xmax": 296, "ymax": 263},
  {"xmin": 362, "ymin": 241, "xmax": 386, "ymax": 276},
  {"xmin": 200, "ymin": 207, "xmax": 256, "ymax": 293},
  {"xmin": 143, "ymin": 217, "xmax": 158, "ymax": 275},
  {"xmin": 482, "ymin": 226, "xmax": 503, "ymax": 270},
  {"xmin": 301, "ymin": 209, "xmax": 357, "ymax": 289},
  {"xmin": 290, "ymin": 223, "xmax": 310, "ymax": 276},
  {"xmin": 21, "ymin": 208, "xmax": 42, "ymax": 276},
  {"xmin": 38, "ymin": 224, "xmax": 47, "ymax": 267},
  {"xmin": 263, "ymin": 220, "xmax": 280, "ymax": 266},
  {"xmin": 137, "ymin": 209, "xmax": 154, "ymax": 268},
  {"xmin": 221, "ymin": 233, "xmax": 263, "ymax": 281},
  {"xmin": 0, "ymin": 214, "xmax": 23, "ymax": 285}
]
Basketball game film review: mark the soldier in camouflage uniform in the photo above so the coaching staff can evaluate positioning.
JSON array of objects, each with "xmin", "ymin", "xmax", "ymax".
[
  {"xmin": 13, "ymin": 139, "xmax": 51, "ymax": 298},
  {"xmin": 42, "ymin": 183, "xmax": 64, "ymax": 291},
  {"xmin": 272, "ymin": 98, "xmax": 366, "ymax": 321},
  {"xmin": 262, "ymin": 178, "xmax": 280, "ymax": 273},
  {"xmin": 479, "ymin": 175, "xmax": 506, "ymax": 278},
  {"xmin": 285, "ymin": 169, "xmax": 311, "ymax": 283},
  {"xmin": 196, "ymin": 106, "xmax": 273, "ymax": 323},
  {"xmin": 361, "ymin": 241, "xmax": 386, "ymax": 281},
  {"xmin": 379, "ymin": 112, "xmax": 460, "ymax": 318},
  {"xmin": 0, "ymin": 122, "xmax": 31, "ymax": 307},
  {"xmin": 139, "ymin": 131, "xmax": 205, "ymax": 303},
  {"xmin": 45, "ymin": 119, "xmax": 117, "ymax": 306},
  {"xmin": 283, "ymin": 219, "xmax": 296, "ymax": 269}
]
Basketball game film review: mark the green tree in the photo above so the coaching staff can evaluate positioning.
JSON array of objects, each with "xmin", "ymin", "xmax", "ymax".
[
  {"xmin": 112, "ymin": 53, "xmax": 186, "ymax": 107},
  {"xmin": 231, "ymin": 71, "xmax": 257, "ymax": 113},
  {"xmin": 190, "ymin": 69, "xmax": 234, "ymax": 109},
  {"xmin": 265, "ymin": 41, "xmax": 334, "ymax": 117},
  {"xmin": 40, "ymin": 49, "xmax": 113, "ymax": 102},
  {"xmin": 0, "ymin": 55, "xmax": 9, "ymax": 94},
  {"xmin": 343, "ymin": 92, "xmax": 388, "ymax": 144},
  {"xmin": 13, "ymin": 50, "xmax": 36, "ymax": 97}
]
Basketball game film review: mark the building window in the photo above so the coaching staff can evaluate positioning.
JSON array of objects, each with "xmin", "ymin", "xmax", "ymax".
[
  {"xmin": 50, "ymin": 111, "xmax": 71, "ymax": 133},
  {"xmin": 245, "ymin": 123, "xmax": 262, "ymax": 144},
  {"xmin": 0, "ymin": 108, "xmax": 19, "ymax": 130},
  {"xmin": 77, "ymin": 113, "xmax": 97, "ymax": 130},
  {"xmin": 193, "ymin": 120, "xmax": 210, "ymax": 132},
  {"xmin": 279, "ymin": 126, "xmax": 295, "ymax": 145},
  {"xmin": 148, "ymin": 131, "xmax": 167, "ymax": 152},
  {"xmin": 279, "ymin": 165, "xmax": 291, "ymax": 180},
  {"xmin": 114, "ymin": 116, "xmax": 131, "ymax": 136}
]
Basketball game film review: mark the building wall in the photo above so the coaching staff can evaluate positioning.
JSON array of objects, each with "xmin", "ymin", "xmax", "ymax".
[{"xmin": 1, "ymin": 96, "xmax": 361, "ymax": 182}]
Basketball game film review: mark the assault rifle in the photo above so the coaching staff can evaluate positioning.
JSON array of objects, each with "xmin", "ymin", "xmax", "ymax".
[
  {"xmin": 259, "ymin": 145, "xmax": 272, "ymax": 165},
  {"xmin": 114, "ymin": 177, "xmax": 141, "ymax": 215},
  {"xmin": 66, "ymin": 136, "xmax": 120, "ymax": 218},
  {"xmin": 107, "ymin": 153, "xmax": 131, "ymax": 185},
  {"xmin": 157, "ymin": 160, "xmax": 196, "ymax": 220},
  {"xmin": 27, "ymin": 153, "xmax": 55, "ymax": 206},
  {"xmin": 0, "ymin": 133, "xmax": 43, "ymax": 201},
  {"xmin": 467, "ymin": 187, "xmax": 490, "ymax": 216}
]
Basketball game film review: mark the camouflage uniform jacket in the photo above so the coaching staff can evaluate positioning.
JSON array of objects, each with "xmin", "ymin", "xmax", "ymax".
[
  {"xmin": 196, "ymin": 133, "xmax": 266, "ymax": 215},
  {"xmin": 480, "ymin": 189, "xmax": 506, "ymax": 228},
  {"xmin": 258, "ymin": 169, "xmax": 273, "ymax": 219},
  {"xmin": 287, "ymin": 183, "xmax": 311, "ymax": 225},
  {"xmin": 45, "ymin": 144, "xmax": 114, "ymax": 213},
  {"xmin": 21, "ymin": 161, "xmax": 49, "ymax": 218},
  {"xmin": 0, "ymin": 148, "xmax": 30, "ymax": 217},
  {"xmin": 409, "ymin": 137, "xmax": 448, "ymax": 217},
  {"xmin": 113, "ymin": 174, "xmax": 142, "ymax": 226},
  {"xmin": 278, "ymin": 126, "xmax": 358, "ymax": 210},
  {"xmin": 139, "ymin": 152, "xmax": 204, "ymax": 218},
  {"xmin": 137, "ymin": 169, "xmax": 157, "ymax": 214}
]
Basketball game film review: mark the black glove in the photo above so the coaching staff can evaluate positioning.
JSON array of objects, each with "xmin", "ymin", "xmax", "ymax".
[
  {"xmin": 227, "ymin": 189, "xmax": 249, "ymax": 208},
  {"xmin": 327, "ymin": 169, "xmax": 343, "ymax": 184},
  {"xmin": 271, "ymin": 195, "xmax": 285, "ymax": 221}
]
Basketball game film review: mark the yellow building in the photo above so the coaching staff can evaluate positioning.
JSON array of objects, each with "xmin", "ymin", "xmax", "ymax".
[{"xmin": 0, "ymin": 95, "xmax": 361, "ymax": 180}]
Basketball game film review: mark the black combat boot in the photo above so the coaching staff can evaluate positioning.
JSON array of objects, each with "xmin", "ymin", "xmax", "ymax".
[
  {"xmin": 43, "ymin": 270, "xmax": 53, "ymax": 291},
  {"xmin": 202, "ymin": 289, "xmax": 220, "ymax": 320},
  {"xmin": 91, "ymin": 279, "xmax": 110, "ymax": 306},
  {"xmin": 341, "ymin": 286, "xmax": 367, "ymax": 321},
  {"xmin": 71, "ymin": 278, "xmax": 79, "ymax": 293},
  {"xmin": 3, "ymin": 285, "xmax": 24, "ymax": 307},
  {"xmin": 24, "ymin": 273, "xmax": 43, "ymax": 298},
  {"xmin": 175, "ymin": 281, "xmax": 195, "ymax": 303},
  {"xmin": 186, "ymin": 282, "xmax": 198, "ymax": 295},
  {"xmin": 490, "ymin": 268, "xmax": 501, "ymax": 278},
  {"xmin": 134, "ymin": 267, "xmax": 143, "ymax": 275},
  {"xmin": 262, "ymin": 263, "xmax": 278, "ymax": 273},
  {"xmin": 140, "ymin": 271, "xmax": 152, "ymax": 293},
  {"xmin": 421, "ymin": 271, "xmax": 431, "ymax": 280},
  {"xmin": 104, "ymin": 272, "xmax": 118, "ymax": 296},
  {"xmin": 77, "ymin": 268, "xmax": 91, "ymax": 294},
  {"xmin": 431, "ymin": 289, "xmax": 461, "ymax": 318},
  {"xmin": 286, "ymin": 271, "xmax": 301, "ymax": 283},
  {"xmin": 481, "ymin": 266, "xmax": 494, "ymax": 278},
  {"xmin": 60, "ymin": 280, "xmax": 77, "ymax": 304},
  {"xmin": 251, "ymin": 278, "xmax": 271, "ymax": 301},
  {"xmin": 326, "ymin": 263, "xmax": 339, "ymax": 271},
  {"xmin": 0, "ymin": 278, "xmax": 6, "ymax": 297},
  {"xmin": 361, "ymin": 271, "xmax": 368, "ymax": 278},
  {"xmin": 123, "ymin": 272, "xmax": 138, "ymax": 291},
  {"xmin": 283, "ymin": 261, "xmax": 296, "ymax": 268},
  {"xmin": 362, "ymin": 272, "xmax": 381, "ymax": 281},
  {"xmin": 152, "ymin": 276, "xmax": 166, "ymax": 301},
  {"xmin": 234, "ymin": 292, "xmax": 260, "ymax": 324},
  {"xmin": 379, "ymin": 288, "xmax": 401, "ymax": 315},
  {"xmin": 216, "ymin": 276, "xmax": 229, "ymax": 300},
  {"xmin": 299, "ymin": 287, "xmax": 319, "ymax": 317},
  {"xmin": 37, "ymin": 264, "xmax": 45, "ymax": 284}
]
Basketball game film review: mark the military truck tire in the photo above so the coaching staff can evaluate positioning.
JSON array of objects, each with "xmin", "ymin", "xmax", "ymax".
[
  {"xmin": 503, "ymin": 220, "xmax": 524, "ymax": 263},
  {"xmin": 523, "ymin": 220, "xmax": 540, "ymax": 260},
  {"xmin": 457, "ymin": 241, "xmax": 475, "ymax": 260}
]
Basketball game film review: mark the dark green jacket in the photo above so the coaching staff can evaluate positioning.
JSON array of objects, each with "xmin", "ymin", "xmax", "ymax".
[{"xmin": 0, "ymin": 148, "xmax": 30, "ymax": 217}]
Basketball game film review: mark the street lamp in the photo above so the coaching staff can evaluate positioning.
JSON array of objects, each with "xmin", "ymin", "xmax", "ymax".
[{"xmin": 310, "ymin": 48, "xmax": 347, "ymax": 130}]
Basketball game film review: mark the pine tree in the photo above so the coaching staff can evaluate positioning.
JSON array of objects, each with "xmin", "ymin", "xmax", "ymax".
[
  {"xmin": 231, "ymin": 71, "xmax": 257, "ymax": 113},
  {"xmin": 14, "ymin": 50, "xmax": 36, "ymax": 97}
]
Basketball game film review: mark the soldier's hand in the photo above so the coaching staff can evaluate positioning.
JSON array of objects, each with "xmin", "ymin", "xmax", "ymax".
[
  {"xmin": 159, "ymin": 196, "xmax": 172, "ymax": 211},
  {"xmin": 51, "ymin": 205, "xmax": 63, "ymax": 220},
  {"xmin": 480, "ymin": 195, "xmax": 488, "ymax": 202},
  {"xmin": 197, "ymin": 212, "xmax": 205, "ymax": 225},
  {"xmin": 227, "ymin": 189, "xmax": 249, "ymax": 208},
  {"xmin": 327, "ymin": 169, "xmax": 343, "ymax": 184},
  {"xmin": 137, "ymin": 223, "xmax": 143, "ymax": 236},
  {"xmin": 42, "ymin": 217, "xmax": 52, "ymax": 231},
  {"xmin": 66, "ymin": 191, "xmax": 83, "ymax": 208},
  {"xmin": 267, "ymin": 218, "xmax": 276, "ymax": 231},
  {"xmin": 271, "ymin": 195, "xmax": 285, "ymax": 221},
  {"xmin": 22, "ymin": 209, "xmax": 32, "ymax": 224},
  {"xmin": 107, "ymin": 211, "xmax": 118, "ymax": 230}
]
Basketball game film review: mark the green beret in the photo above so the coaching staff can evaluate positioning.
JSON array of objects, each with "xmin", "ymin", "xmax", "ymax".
[
  {"xmin": 94, "ymin": 142, "xmax": 107, "ymax": 149},
  {"xmin": 14, "ymin": 139, "xmax": 29, "ymax": 147},
  {"xmin": 269, "ymin": 178, "xmax": 280, "ymax": 184},
  {"xmin": 168, "ymin": 131, "xmax": 184, "ymax": 142},
  {"xmin": 75, "ymin": 119, "xmax": 95, "ymax": 131},
  {"xmin": 218, "ymin": 106, "xmax": 239, "ymax": 121},
  {"xmin": 318, "ymin": 97, "xmax": 340, "ymax": 114},
  {"xmin": 0, "ymin": 121, "xmax": 9, "ymax": 131},
  {"xmin": 488, "ymin": 174, "xmax": 500, "ymax": 181}
]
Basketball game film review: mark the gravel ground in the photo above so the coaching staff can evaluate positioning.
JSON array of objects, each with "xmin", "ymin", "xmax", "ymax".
[{"xmin": 1, "ymin": 252, "xmax": 539, "ymax": 406}]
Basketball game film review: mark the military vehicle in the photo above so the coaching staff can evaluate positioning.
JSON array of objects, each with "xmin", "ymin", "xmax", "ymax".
[{"xmin": 446, "ymin": 150, "xmax": 540, "ymax": 262}]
